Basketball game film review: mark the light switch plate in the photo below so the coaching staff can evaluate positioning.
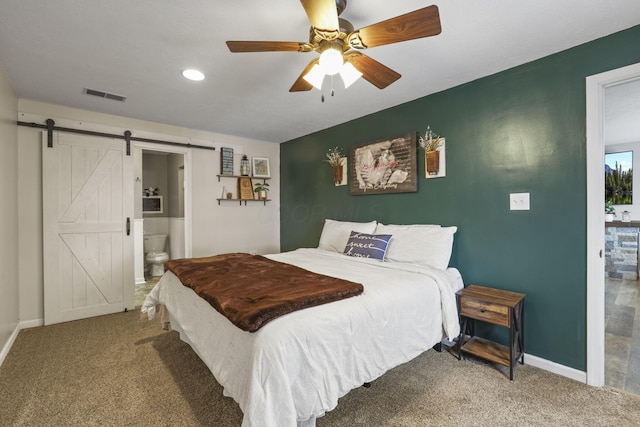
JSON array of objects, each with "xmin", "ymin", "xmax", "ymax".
[{"xmin": 510, "ymin": 193, "xmax": 530, "ymax": 210}]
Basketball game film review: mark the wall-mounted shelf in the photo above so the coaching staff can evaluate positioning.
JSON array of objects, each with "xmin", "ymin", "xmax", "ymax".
[
  {"xmin": 142, "ymin": 195, "xmax": 163, "ymax": 214},
  {"xmin": 216, "ymin": 198, "xmax": 270, "ymax": 206},
  {"xmin": 217, "ymin": 174, "xmax": 271, "ymax": 206},
  {"xmin": 216, "ymin": 174, "xmax": 270, "ymax": 182}
]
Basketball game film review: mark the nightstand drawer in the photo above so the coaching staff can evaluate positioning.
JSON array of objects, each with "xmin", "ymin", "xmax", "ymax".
[{"xmin": 459, "ymin": 298, "xmax": 509, "ymax": 327}]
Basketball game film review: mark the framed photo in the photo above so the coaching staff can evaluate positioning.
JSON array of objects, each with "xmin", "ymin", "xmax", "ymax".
[
  {"xmin": 237, "ymin": 177, "xmax": 254, "ymax": 200},
  {"xmin": 350, "ymin": 132, "xmax": 417, "ymax": 195},
  {"xmin": 252, "ymin": 157, "xmax": 270, "ymax": 178}
]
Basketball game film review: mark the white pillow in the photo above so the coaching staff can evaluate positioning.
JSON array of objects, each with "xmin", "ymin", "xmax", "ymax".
[
  {"xmin": 375, "ymin": 223, "xmax": 441, "ymax": 233},
  {"xmin": 318, "ymin": 219, "xmax": 377, "ymax": 253},
  {"xmin": 375, "ymin": 223, "xmax": 457, "ymax": 270}
]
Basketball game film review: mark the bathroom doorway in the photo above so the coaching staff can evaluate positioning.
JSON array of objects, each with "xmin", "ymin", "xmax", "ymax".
[{"xmin": 132, "ymin": 143, "xmax": 192, "ymax": 307}]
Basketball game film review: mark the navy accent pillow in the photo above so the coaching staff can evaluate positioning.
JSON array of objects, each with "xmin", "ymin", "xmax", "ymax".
[{"xmin": 343, "ymin": 231, "xmax": 393, "ymax": 261}]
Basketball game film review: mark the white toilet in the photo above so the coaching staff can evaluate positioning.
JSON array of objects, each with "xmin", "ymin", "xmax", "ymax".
[{"xmin": 144, "ymin": 234, "xmax": 169, "ymax": 277}]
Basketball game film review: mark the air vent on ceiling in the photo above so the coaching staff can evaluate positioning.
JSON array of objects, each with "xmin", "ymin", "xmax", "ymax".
[{"xmin": 83, "ymin": 87, "xmax": 127, "ymax": 102}]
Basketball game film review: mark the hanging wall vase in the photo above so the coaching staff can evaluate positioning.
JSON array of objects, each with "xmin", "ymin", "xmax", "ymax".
[
  {"xmin": 426, "ymin": 150, "xmax": 440, "ymax": 175},
  {"xmin": 333, "ymin": 164, "xmax": 343, "ymax": 185}
]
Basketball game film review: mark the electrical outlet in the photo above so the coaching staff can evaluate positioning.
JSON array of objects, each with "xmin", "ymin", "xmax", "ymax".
[{"xmin": 510, "ymin": 193, "xmax": 530, "ymax": 211}]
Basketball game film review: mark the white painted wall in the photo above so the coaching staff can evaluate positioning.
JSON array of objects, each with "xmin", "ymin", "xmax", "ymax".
[
  {"xmin": 134, "ymin": 219, "xmax": 145, "ymax": 284},
  {"xmin": 0, "ymin": 65, "xmax": 19, "ymax": 360},
  {"xmin": 16, "ymin": 100, "xmax": 280, "ymax": 324},
  {"xmin": 142, "ymin": 152, "xmax": 169, "ymax": 217},
  {"xmin": 605, "ymin": 141, "xmax": 640, "ymax": 220},
  {"xmin": 169, "ymin": 218, "xmax": 185, "ymax": 259}
]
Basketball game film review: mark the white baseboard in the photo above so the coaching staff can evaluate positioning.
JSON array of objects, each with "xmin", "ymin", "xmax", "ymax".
[
  {"xmin": 0, "ymin": 323, "xmax": 21, "ymax": 368},
  {"xmin": 20, "ymin": 318, "xmax": 44, "ymax": 329},
  {"xmin": 0, "ymin": 318, "xmax": 44, "ymax": 368},
  {"xmin": 524, "ymin": 352, "xmax": 587, "ymax": 383}
]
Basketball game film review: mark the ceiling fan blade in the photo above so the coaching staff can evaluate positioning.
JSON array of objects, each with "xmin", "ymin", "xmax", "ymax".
[
  {"xmin": 289, "ymin": 59, "xmax": 319, "ymax": 92},
  {"xmin": 300, "ymin": 0, "xmax": 339, "ymax": 32},
  {"xmin": 351, "ymin": 5, "xmax": 441, "ymax": 49},
  {"xmin": 345, "ymin": 52, "xmax": 401, "ymax": 89},
  {"xmin": 226, "ymin": 41, "xmax": 306, "ymax": 52}
]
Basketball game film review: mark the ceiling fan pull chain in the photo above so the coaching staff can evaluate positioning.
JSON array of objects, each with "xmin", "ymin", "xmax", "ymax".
[{"xmin": 331, "ymin": 75, "xmax": 335, "ymax": 97}]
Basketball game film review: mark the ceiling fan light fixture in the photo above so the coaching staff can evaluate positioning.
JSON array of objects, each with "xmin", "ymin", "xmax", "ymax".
[
  {"xmin": 318, "ymin": 48, "xmax": 343, "ymax": 76},
  {"xmin": 303, "ymin": 64, "xmax": 325, "ymax": 90},
  {"xmin": 339, "ymin": 62, "xmax": 362, "ymax": 88},
  {"xmin": 181, "ymin": 69, "xmax": 205, "ymax": 81}
]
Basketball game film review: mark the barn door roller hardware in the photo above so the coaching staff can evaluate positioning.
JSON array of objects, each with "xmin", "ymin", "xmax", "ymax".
[
  {"xmin": 46, "ymin": 118, "xmax": 54, "ymax": 147},
  {"xmin": 17, "ymin": 119, "xmax": 216, "ymax": 153}
]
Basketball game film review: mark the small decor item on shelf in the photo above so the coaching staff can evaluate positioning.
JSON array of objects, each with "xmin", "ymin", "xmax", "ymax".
[
  {"xmin": 605, "ymin": 200, "xmax": 616, "ymax": 222},
  {"xmin": 622, "ymin": 210, "xmax": 631, "ymax": 222},
  {"xmin": 144, "ymin": 187, "xmax": 159, "ymax": 196},
  {"xmin": 254, "ymin": 182, "xmax": 270, "ymax": 200},
  {"xmin": 325, "ymin": 147, "xmax": 345, "ymax": 185},
  {"xmin": 240, "ymin": 155, "xmax": 250, "ymax": 176},
  {"xmin": 418, "ymin": 125, "xmax": 444, "ymax": 176},
  {"xmin": 238, "ymin": 177, "xmax": 254, "ymax": 200}
]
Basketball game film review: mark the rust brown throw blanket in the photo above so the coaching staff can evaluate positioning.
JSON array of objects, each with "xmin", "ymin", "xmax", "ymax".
[{"xmin": 164, "ymin": 253, "xmax": 364, "ymax": 332}]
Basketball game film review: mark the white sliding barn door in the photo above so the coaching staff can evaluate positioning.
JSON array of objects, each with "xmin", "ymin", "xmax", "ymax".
[{"xmin": 43, "ymin": 132, "xmax": 134, "ymax": 325}]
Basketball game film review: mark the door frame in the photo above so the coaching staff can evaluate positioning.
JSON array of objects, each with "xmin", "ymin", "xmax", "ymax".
[
  {"xmin": 586, "ymin": 62, "xmax": 640, "ymax": 387},
  {"xmin": 133, "ymin": 141, "xmax": 193, "ymax": 259}
]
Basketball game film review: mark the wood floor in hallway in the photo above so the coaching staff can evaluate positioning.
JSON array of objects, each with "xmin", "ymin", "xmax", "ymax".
[{"xmin": 605, "ymin": 277, "xmax": 640, "ymax": 395}]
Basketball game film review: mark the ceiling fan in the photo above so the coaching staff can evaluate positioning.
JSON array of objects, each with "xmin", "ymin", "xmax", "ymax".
[{"xmin": 226, "ymin": 0, "xmax": 441, "ymax": 93}]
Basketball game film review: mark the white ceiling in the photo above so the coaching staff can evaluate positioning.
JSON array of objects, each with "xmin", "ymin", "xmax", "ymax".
[{"xmin": 1, "ymin": 0, "xmax": 639, "ymax": 143}]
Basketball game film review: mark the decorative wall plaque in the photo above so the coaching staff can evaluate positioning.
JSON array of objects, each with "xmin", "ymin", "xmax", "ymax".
[
  {"xmin": 237, "ymin": 177, "xmax": 254, "ymax": 200},
  {"xmin": 220, "ymin": 147, "xmax": 234, "ymax": 175},
  {"xmin": 350, "ymin": 133, "xmax": 417, "ymax": 195}
]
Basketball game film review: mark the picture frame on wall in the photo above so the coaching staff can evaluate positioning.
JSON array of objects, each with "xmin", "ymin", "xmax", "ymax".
[
  {"xmin": 350, "ymin": 132, "xmax": 417, "ymax": 195},
  {"xmin": 252, "ymin": 157, "xmax": 270, "ymax": 178},
  {"xmin": 220, "ymin": 147, "xmax": 234, "ymax": 175}
]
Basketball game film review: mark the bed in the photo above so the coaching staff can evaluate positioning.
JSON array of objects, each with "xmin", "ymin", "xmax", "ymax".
[{"xmin": 142, "ymin": 220, "xmax": 462, "ymax": 427}]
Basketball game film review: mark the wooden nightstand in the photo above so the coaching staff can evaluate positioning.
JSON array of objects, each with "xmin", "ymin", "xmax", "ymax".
[{"xmin": 456, "ymin": 285, "xmax": 525, "ymax": 380}]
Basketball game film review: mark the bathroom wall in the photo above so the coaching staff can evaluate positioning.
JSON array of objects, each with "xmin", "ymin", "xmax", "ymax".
[
  {"xmin": 167, "ymin": 153, "xmax": 184, "ymax": 218},
  {"xmin": 141, "ymin": 151, "xmax": 185, "ymax": 259},
  {"xmin": 142, "ymin": 152, "xmax": 169, "ymax": 218}
]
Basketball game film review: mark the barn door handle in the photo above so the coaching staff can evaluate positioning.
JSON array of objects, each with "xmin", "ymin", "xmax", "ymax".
[{"xmin": 126, "ymin": 217, "xmax": 131, "ymax": 236}]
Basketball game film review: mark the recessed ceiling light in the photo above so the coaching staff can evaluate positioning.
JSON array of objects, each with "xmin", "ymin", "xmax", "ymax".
[{"xmin": 182, "ymin": 69, "xmax": 205, "ymax": 81}]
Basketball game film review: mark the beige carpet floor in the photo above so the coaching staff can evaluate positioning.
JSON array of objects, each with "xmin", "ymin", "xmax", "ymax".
[{"xmin": 2, "ymin": 310, "xmax": 640, "ymax": 426}]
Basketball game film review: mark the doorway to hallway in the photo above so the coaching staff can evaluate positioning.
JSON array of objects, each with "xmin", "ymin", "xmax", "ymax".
[{"xmin": 586, "ymin": 61, "xmax": 640, "ymax": 388}]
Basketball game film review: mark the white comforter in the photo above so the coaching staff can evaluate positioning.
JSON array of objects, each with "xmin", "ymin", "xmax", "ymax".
[{"xmin": 142, "ymin": 248, "xmax": 462, "ymax": 427}]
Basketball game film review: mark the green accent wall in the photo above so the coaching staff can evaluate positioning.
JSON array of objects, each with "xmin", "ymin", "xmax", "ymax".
[{"xmin": 280, "ymin": 25, "xmax": 640, "ymax": 371}]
